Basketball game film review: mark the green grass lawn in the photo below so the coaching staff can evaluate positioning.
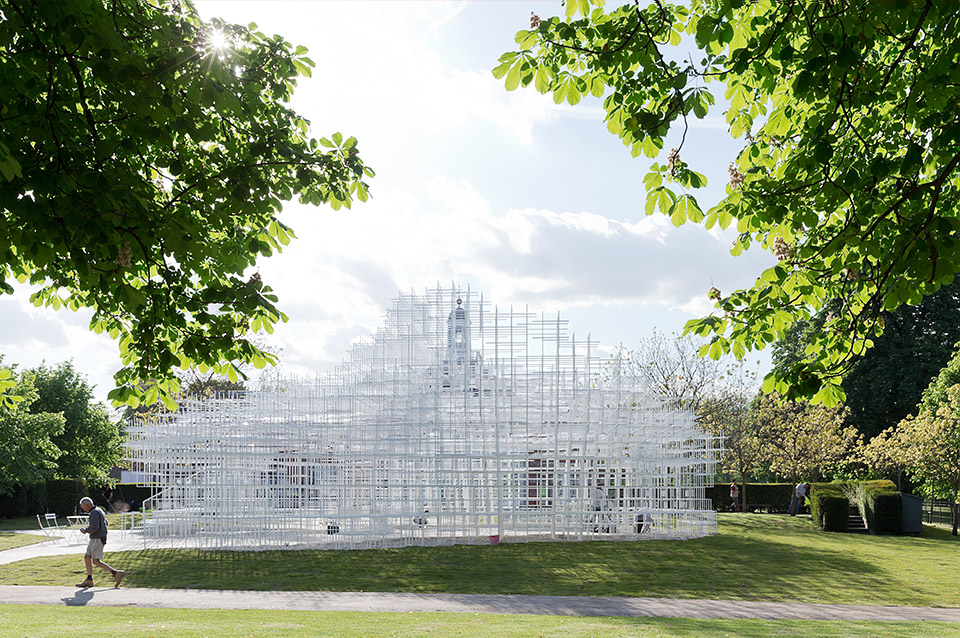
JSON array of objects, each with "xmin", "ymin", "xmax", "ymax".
[
  {"xmin": 0, "ymin": 513, "xmax": 126, "ymax": 531},
  {"xmin": 1, "ymin": 605, "xmax": 958, "ymax": 638},
  {"xmin": 0, "ymin": 532, "xmax": 47, "ymax": 551},
  {"xmin": 3, "ymin": 514, "xmax": 960, "ymax": 608},
  {"xmin": 0, "ymin": 516, "xmax": 46, "ymax": 531}
]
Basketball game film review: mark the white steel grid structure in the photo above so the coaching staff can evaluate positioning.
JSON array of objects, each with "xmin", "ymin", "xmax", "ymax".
[{"xmin": 126, "ymin": 286, "xmax": 718, "ymax": 549}]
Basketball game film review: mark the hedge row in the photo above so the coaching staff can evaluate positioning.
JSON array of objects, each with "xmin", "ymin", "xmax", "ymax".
[
  {"xmin": 808, "ymin": 483, "xmax": 848, "ymax": 531},
  {"xmin": 706, "ymin": 483, "xmax": 795, "ymax": 513},
  {"xmin": 809, "ymin": 480, "xmax": 901, "ymax": 534},
  {"xmin": 856, "ymin": 480, "xmax": 901, "ymax": 535},
  {"xmin": 819, "ymin": 496, "xmax": 850, "ymax": 532},
  {"xmin": 0, "ymin": 481, "xmax": 152, "ymax": 520}
]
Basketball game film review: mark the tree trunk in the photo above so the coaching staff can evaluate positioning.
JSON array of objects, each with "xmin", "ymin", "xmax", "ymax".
[{"xmin": 953, "ymin": 486, "xmax": 959, "ymax": 536}]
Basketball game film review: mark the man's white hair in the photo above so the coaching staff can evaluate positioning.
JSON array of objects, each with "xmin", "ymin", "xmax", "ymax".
[{"xmin": 79, "ymin": 497, "xmax": 93, "ymax": 507}]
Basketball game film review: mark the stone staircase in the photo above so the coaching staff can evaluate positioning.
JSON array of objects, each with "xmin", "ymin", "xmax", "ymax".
[{"xmin": 848, "ymin": 507, "xmax": 868, "ymax": 534}]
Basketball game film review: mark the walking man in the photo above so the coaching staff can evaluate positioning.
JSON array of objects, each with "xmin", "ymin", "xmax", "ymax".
[{"xmin": 75, "ymin": 497, "xmax": 124, "ymax": 588}]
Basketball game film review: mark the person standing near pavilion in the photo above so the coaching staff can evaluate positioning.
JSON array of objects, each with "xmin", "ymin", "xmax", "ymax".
[{"xmin": 75, "ymin": 497, "xmax": 124, "ymax": 588}]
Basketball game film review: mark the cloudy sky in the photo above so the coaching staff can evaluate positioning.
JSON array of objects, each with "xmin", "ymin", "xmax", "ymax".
[{"xmin": 0, "ymin": 1, "xmax": 773, "ymax": 403}]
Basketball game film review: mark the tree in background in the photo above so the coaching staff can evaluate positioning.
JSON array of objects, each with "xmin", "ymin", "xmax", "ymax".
[
  {"xmin": 698, "ymin": 364, "xmax": 762, "ymax": 511},
  {"xmin": 916, "ymin": 342, "xmax": 960, "ymax": 415},
  {"xmin": 756, "ymin": 394, "xmax": 860, "ymax": 483},
  {"xmin": 0, "ymin": 0, "xmax": 373, "ymax": 409},
  {"xmin": 178, "ymin": 371, "xmax": 245, "ymax": 398},
  {"xmin": 868, "ymin": 385, "xmax": 960, "ymax": 535},
  {"xmin": 175, "ymin": 334, "xmax": 280, "ymax": 397},
  {"xmin": 27, "ymin": 361, "xmax": 121, "ymax": 482},
  {"xmin": 617, "ymin": 329, "xmax": 725, "ymax": 411},
  {"xmin": 498, "ymin": 1, "xmax": 960, "ymax": 404},
  {"xmin": 862, "ymin": 423, "xmax": 909, "ymax": 491},
  {"xmin": 772, "ymin": 279, "xmax": 960, "ymax": 440},
  {"xmin": 0, "ymin": 360, "xmax": 64, "ymax": 495},
  {"xmin": 617, "ymin": 331, "xmax": 764, "ymax": 509}
]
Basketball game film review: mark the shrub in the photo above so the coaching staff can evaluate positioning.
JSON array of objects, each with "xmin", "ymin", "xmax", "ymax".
[
  {"xmin": 706, "ymin": 484, "xmax": 729, "ymax": 511},
  {"xmin": 744, "ymin": 483, "xmax": 795, "ymax": 512},
  {"xmin": 0, "ymin": 479, "xmax": 140, "ymax": 519}
]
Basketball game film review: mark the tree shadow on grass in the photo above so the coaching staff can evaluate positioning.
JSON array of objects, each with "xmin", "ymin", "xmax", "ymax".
[{"xmin": 113, "ymin": 528, "xmax": 887, "ymax": 605}]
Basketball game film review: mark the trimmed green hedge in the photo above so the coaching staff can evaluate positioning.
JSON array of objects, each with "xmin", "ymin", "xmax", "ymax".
[
  {"xmin": 819, "ymin": 495, "xmax": 850, "ymax": 532},
  {"xmin": 0, "ymin": 481, "xmax": 89, "ymax": 519},
  {"xmin": 706, "ymin": 483, "xmax": 795, "ymax": 512},
  {"xmin": 809, "ymin": 483, "xmax": 847, "ymax": 531},
  {"xmin": 0, "ymin": 481, "xmax": 151, "ymax": 519},
  {"xmin": 856, "ymin": 480, "xmax": 901, "ymax": 535}
]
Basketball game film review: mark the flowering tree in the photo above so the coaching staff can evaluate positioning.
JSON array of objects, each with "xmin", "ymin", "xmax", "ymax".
[
  {"xmin": 870, "ymin": 385, "xmax": 960, "ymax": 535},
  {"xmin": 755, "ymin": 394, "xmax": 860, "ymax": 483},
  {"xmin": 497, "ymin": 0, "xmax": 960, "ymax": 405},
  {"xmin": 0, "ymin": 0, "xmax": 372, "ymax": 408}
]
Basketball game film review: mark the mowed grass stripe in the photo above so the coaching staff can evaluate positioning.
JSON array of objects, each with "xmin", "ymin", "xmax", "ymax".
[
  {"xmin": 0, "ymin": 532, "xmax": 47, "ymax": 552},
  {"xmin": 1, "ymin": 605, "xmax": 959, "ymax": 638},
  {"xmin": 2, "ymin": 514, "xmax": 959, "ymax": 607}
]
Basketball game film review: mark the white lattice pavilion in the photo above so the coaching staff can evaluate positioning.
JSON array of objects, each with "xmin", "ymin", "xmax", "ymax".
[{"xmin": 126, "ymin": 286, "xmax": 718, "ymax": 549}]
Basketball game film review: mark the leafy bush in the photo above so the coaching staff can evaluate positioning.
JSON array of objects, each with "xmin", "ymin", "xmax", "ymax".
[{"xmin": 0, "ymin": 481, "xmax": 80, "ymax": 518}]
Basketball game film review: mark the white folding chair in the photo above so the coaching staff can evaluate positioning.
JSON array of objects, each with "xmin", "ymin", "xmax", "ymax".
[{"xmin": 36, "ymin": 513, "xmax": 64, "ymax": 543}]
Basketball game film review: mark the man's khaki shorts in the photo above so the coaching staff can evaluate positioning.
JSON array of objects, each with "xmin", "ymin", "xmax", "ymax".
[{"xmin": 85, "ymin": 538, "xmax": 104, "ymax": 560}]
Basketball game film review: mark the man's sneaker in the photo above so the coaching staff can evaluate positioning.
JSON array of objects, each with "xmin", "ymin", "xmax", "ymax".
[
  {"xmin": 75, "ymin": 578, "xmax": 93, "ymax": 588},
  {"xmin": 113, "ymin": 570, "xmax": 124, "ymax": 588}
]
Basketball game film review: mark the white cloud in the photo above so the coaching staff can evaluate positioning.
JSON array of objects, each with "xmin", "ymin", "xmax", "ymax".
[
  {"xmin": 253, "ymin": 167, "xmax": 773, "ymax": 376},
  {"xmin": 0, "ymin": 295, "xmax": 118, "ymax": 401},
  {"xmin": 203, "ymin": 1, "xmax": 578, "ymax": 155}
]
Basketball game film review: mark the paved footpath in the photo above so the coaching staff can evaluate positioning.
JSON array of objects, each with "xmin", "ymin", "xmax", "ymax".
[
  {"xmin": 2, "ymin": 586, "xmax": 960, "ymax": 621},
  {"xmin": 3, "ymin": 533, "xmax": 960, "ymax": 621}
]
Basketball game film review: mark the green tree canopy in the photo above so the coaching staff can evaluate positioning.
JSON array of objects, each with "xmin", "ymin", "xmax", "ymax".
[
  {"xmin": 755, "ymin": 393, "xmax": 860, "ymax": 483},
  {"xmin": 497, "ymin": 0, "xmax": 960, "ymax": 405},
  {"xmin": 27, "ymin": 361, "xmax": 121, "ymax": 481},
  {"xmin": 917, "ymin": 338, "xmax": 960, "ymax": 415},
  {"xmin": 0, "ymin": 0, "xmax": 372, "ymax": 408},
  {"xmin": 0, "ymin": 360, "xmax": 64, "ymax": 495},
  {"xmin": 868, "ymin": 384, "xmax": 960, "ymax": 534},
  {"xmin": 772, "ymin": 278, "xmax": 960, "ymax": 439}
]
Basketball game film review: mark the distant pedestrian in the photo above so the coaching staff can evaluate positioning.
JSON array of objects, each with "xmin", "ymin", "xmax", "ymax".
[
  {"xmin": 592, "ymin": 481, "xmax": 606, "ymax": 532},
  {"xmin": 730, "ymin": 479, "xmax": 740, "ymax": 512},
  {"xmin": 789, "ymin": 482, "xmax": 807, "ymax": 516},
  {"xmin": 75, "ymin": 497, "xmax": 124, "ymax": 588}
]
